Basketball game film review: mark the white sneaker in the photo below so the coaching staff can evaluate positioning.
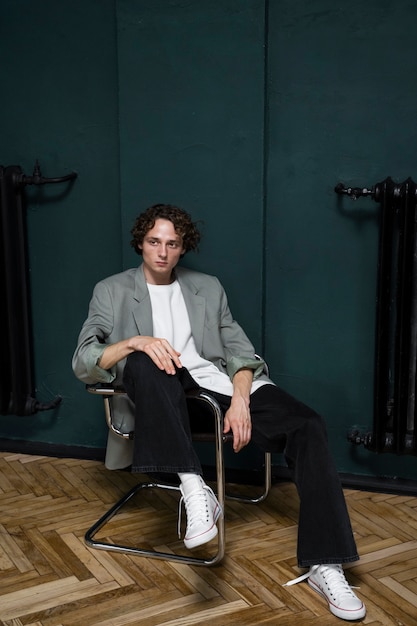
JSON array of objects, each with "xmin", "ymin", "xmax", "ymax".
[
  {"xmin": 179, "ymin": 478, "xmax": 221, "ymax": 549},
  {"xmin": 308, "ymin": 564, "xmax": 366, "ymax": 621}
]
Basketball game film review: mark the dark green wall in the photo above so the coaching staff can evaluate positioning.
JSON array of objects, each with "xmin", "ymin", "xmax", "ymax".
[
  {"xmin": 117, "ymin": 0, "xmax": 266, "ymax": 348},
  {"xmin": 1, "ymin": 0, "xmax": 416, "ymax": 481},
  {"xmin": 0, "ymin": 0, "xmax": 121, "ymax": 448},
  {"xmin": 266, "ymin": 0, "xmax": 417, "ymax": 480}
]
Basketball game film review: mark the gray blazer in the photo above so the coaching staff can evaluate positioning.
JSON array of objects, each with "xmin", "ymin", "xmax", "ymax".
[{"xmin": 72, "ymin": 264, "xmax": 271, "ymax": 469}]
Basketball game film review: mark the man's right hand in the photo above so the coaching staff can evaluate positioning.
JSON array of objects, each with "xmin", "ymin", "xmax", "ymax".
[
  {"xmin": 132, "ymin": 336, "xmax": 182, "ymax": 374},
  {"xmin": 98, "ymin": 335, "xmax": 182, "ymax": 375}
]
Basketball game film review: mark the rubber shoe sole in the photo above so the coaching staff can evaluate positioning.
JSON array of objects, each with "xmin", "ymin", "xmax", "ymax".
[{"xmin": 308, "ymin": 577, "xmax": 366, "ymax": 621}]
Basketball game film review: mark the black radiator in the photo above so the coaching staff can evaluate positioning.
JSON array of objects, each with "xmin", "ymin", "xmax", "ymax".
[
  {"xmin": 0, "ymin": 162, "xmax": 77, "ymax": 416},
  {"xmin": 336, "ymin": 178, "xmax": 417, "ymax": 455}
]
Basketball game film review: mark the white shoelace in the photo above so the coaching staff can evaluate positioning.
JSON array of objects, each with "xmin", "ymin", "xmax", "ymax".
[
  {"xmin": 283, "ymin": 568, "xmax": 314, "ymax": 587},
  {"xmin": 283, "ymin": 564, "xmax": 360, "ymax": 595},
  {"xmin": 178, "ymin": 486, "xmax": 213, "ymax": 537}
]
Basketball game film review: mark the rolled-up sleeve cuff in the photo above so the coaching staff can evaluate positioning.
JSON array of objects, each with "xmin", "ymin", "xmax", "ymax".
[
  {"xmin": 226, "ymin": 356, "xmax": 265, "ymax": 381},
  {"xmin": 86, "ymin": 344, "xmax": 116, "ymax": 383}
]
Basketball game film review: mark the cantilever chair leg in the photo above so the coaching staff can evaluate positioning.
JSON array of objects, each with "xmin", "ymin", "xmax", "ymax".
[
  {"xmin": 225, "ymin": 452, "xmax": 272, "ymax": 504},
  {"xmin": 84, "ymin": 481, "xmax": 225, "ymax": 566},
  {"xmin": 85, "ymin": 390, "xmax": 226, "ymax": 566},
  {"xmin": 85, "ymin": 383, "xmax": 272, "ymax": 566}
]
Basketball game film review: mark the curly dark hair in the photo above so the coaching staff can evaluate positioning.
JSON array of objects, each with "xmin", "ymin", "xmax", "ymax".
[{"xmin": 130, "ymin": 204, "xmax": 201, "ymax": 256}]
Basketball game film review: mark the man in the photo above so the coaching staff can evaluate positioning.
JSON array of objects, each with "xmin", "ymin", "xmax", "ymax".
[{"xmin": 73, "ymin": 204, "xmax": 366, "ymax": 621}]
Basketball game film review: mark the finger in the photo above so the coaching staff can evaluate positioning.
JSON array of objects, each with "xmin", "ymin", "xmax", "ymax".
[
  {"xmin": 170, "ymin": 352, "xmax": 183, "ymax": 369},
  {"xmin": 145, "ymin": 345, "xmax": 176, "ymax": 374},
  {"xmin": 159, "ymin": 352, "xmax": 177, "ymax": 374},
  {"xmin": 233, "ymin": 426, "xmax": 244, "ymax": 452},
  {"xmin": 160, "ymin": 341, "xmax": 182, "ymax": 370},
  {"xmin": 235, "ymin": 423, "xmax": 251, "ymax": 452}
]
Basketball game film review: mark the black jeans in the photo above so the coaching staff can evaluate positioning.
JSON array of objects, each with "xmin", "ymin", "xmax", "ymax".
[{"xmin": 123, "ymin": 352, "xmax": 359, "ymax": 567}]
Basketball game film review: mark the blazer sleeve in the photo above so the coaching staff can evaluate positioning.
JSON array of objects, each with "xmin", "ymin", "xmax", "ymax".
[
  {"xmin": 72, "ymin": 281, "xmax": 117, "ymax": 384},
  {"xmin": 216, "ymin": 279, "xmax": 266, "ymax": 380}
]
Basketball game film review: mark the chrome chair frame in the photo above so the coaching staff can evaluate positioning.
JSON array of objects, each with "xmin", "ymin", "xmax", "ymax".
[{"xmin": 85, "ymin": 377, "xmax": 272, "ymax": 567}]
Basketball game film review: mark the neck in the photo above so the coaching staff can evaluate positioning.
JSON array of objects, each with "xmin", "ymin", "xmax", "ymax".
[{"xmin": 144, "ymin": 268, "xmax": 175, "ymax": 285}]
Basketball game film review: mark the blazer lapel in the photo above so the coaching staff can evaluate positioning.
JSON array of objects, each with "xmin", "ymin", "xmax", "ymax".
[
  {"xmin": 132, "ymin": 264, "xmax": 153, "ymax": 336},
  {"xmin": 177, "ymin": 269, "xmax": 206, "ymax": 355}
]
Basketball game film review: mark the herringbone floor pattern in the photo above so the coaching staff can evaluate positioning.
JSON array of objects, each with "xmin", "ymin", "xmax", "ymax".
[{"xmin": 0, "ymin": 452, "xmax": 416, "ymax": 625}]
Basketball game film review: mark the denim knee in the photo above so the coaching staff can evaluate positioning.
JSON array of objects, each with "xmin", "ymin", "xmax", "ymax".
[{"xmin": 123, "ymin": 351, "xmax": 163, "ymax": 387}]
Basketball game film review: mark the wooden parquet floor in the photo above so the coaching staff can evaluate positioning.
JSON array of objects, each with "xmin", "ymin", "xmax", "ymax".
[{"xmin": 0, "ymin": 452, "xmax": 416, "ymax": 626}]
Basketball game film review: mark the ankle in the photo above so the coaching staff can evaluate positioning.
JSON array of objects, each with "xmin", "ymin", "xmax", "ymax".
[{"xmin": 178, "ymin": 472, "xmax": 203, "ymax": 496}]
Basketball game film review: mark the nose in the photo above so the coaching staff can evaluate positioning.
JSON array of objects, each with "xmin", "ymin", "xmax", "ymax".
[{"xmin": 158, "ymin": 244, "xmax": 168, "ymax": 258}]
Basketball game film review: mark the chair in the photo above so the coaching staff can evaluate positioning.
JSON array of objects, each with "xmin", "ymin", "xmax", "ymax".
[{"xmin": 84, "ymin": 368, "xmax": 272, "ymax": 567}]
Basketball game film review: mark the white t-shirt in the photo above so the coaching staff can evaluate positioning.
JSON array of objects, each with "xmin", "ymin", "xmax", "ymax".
[{"xmin": 147, "ymin": 280, "xmax": 267, "ymax": 396}]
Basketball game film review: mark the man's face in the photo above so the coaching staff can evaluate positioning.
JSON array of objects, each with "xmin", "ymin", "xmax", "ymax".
[{"xmin": 140, "ymin": 218, "xmax": 185, "ymax": 284}]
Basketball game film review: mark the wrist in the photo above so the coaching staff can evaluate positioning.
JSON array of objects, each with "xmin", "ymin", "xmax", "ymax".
[
  {"xmin": 126, "ymin": 335, "xmax": 141, "ymax": 353},
  {"xmin": 231, "ymin": 391, "xmax": 250, "ymax": 408}
]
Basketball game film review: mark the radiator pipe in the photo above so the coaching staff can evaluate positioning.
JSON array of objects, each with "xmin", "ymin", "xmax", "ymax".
[
  {"xmin": 346, "ymin": 428, "xmax": 375, "ymax": 448},
  {"xmin": 347, "ymin": 427, "xmax": 415, "ymax": 454},
  {"xmin": 12, "ymin": 160, "xmax": 77, "ymax": 188},
  {"xmin": 334, "ymin": 182, "xmax": 375, "ymax": 200},
  {"xmin": 33, "ymin": 396, "xmax": 63, "ymax": 412},
  {"xmin": 19, "ymin": 395, "xmax": 63, "ymax": 416}
]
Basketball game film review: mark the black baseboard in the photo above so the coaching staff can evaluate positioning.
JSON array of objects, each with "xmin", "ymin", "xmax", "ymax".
[
  {"xmin": 262, "ymin": 465, "xmax": 417, "ymax": 497},
  {"xmin": 203, "ymin": 465, "xmax": 417, "ymax": 495},
  {"xmin": 1, "ymin": 438, "xmax": 416, "ymax": 496},
  {"xmin": 0, "ymin": 438, "xmax": 106, "ymax": 462},
  {"xmin": 339, "ymin": 471, "xmax": 417, "ymax": 496}
]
